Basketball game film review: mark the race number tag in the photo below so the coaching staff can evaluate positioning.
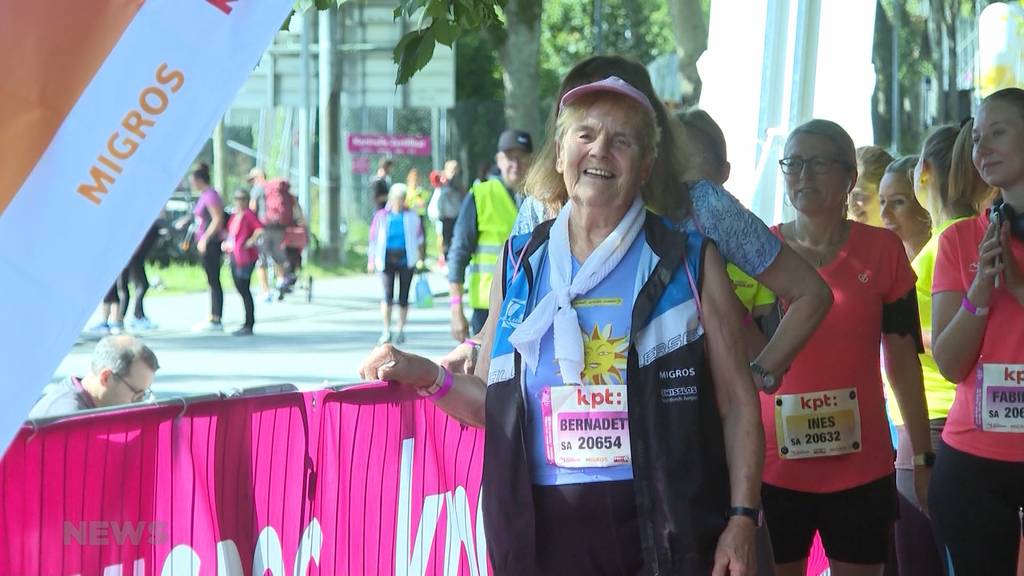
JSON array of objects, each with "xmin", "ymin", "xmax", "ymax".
[
  {"xmin": 976, "ymin": 364, "xmax": 1024, "ymax": 433},
  {"xmin": 541, "ymin": 385, "xmax": 631, "ymax": 468},
  {"xmin": 774, "ymin": 388, "xmax": 862, "ymax": 459}
]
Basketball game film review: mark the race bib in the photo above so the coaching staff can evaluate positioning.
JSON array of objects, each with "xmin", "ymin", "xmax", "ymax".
[
  {"xmin": 976, "ymin": 364, "xmax": 1024, "ymax": 433},
  {"xmin": 541, "ymin": 385, "xmax": 631, "ymax": 468},
  {"xmin": 774, "ymin": 388, "xmax": 862, "ymax": 459}
]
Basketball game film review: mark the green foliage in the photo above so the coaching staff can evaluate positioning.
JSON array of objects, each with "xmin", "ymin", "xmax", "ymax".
[
  {"xmin": 391, "ymin": 0, "xmax": 508, "ymax": 85},
  {"xmin": 539, "ymin": 0, "xmax": 674, "ymax": 104}
]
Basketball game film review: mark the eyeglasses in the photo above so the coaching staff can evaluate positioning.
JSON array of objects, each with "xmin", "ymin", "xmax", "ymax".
[
  {"xmin": 778, "ymin": 156, "xmax": 849, "ymax": 175},
  {"xmin": 115, "ymin": 374, "xmax": 153, "ymax": 403}
]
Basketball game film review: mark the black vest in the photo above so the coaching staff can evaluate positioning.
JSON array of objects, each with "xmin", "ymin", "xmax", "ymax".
[{"xmin": 483, "ymin": 215, "xmax": 731, "ymax": 575}]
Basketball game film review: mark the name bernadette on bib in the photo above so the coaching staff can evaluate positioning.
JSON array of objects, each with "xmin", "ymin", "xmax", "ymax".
[
  {"xmin": 774, "ymin": 388, "xmax": 862, "ymax": 459},
  {"xmin": 542, "ymin": 384, "xmax": 631, "ymax": 468}
]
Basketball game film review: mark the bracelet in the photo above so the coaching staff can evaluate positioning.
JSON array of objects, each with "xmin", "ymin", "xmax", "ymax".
[
  {"xmin": 463, "ymin": 338, "xmax": 479, "ymax": 348},
  {"xmin": 450, "ymin": 295, "xmax": 462, "ymax": 306},
  {"xmin": 426, "ymin": 368, "xmax": 454, "ymax": 401},
  {"xmin": 741, "ymin": 313, "xmax": 754, "ymax": 328},
  {"xmin": 961, "ymin": 296, "xmax": 989, "ymax": 316},
  {"xmin": 418, "ymin": 363, "xmax": 446, "ymax": 397}
]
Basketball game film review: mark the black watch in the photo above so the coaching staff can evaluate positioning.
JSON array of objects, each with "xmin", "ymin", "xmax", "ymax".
[
  {"xmin": 749, "ymin": 361, "xmax": 778, "ymax": 392},
  {"xmin": 728, "ymin": 506, "xmax": 763, "ymax": 527}
]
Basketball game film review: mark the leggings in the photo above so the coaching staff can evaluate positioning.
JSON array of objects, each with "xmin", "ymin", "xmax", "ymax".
[
  {"xmin": 117, "ymin": 255, "xmax": 149, "ymax": 320},
  {"xmin": 381, "ymin": 267, "xmax": 414, "ymax": 306},
  {"xmin": 231, "ymin": 260, "xmax": 255, "ymax": 329},
  {"xmin": 929, "ymin": 444, "xmax": 1024, "ymax": 575},
  {"xmin": 202, "ymin": 242, "xmax": 223, "ymax": 319},
  {"xmin": 894, "ymin": 420, "xmax": 948, "ymax": 576}
]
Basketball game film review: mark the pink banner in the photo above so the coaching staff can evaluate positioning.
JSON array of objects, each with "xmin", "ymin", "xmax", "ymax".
[
  {"xmin": 347, "ymin": 134, "xmax": 431, "ymax": 157},
  {"xmin": 0, "ymin": 384, "xmax": 489, "ymax": 576}
]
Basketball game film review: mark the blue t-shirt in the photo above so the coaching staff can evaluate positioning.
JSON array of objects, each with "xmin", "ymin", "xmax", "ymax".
[
  {"xmin": 512, "ymin": 180, "xmax": 780, "ymax": 277},
  {"xmin": 386, "ymin": 212, "xmax": 406, "ymax": 250},
  {"xmin": 524, "ymin": 232, "xmax": 645, "ymax": 486}
]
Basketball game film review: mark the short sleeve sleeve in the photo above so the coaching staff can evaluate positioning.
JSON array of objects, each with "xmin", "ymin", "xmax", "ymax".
[
  {"xmin": 512, "ymin": 196, "xmax": 547, "ymax": 236},
  {"xmin": 883, "ymin": 231, "xmax": 918, "ymax": 303},
  {"xmin": 932, "ymin": 224, "xmax": 967, "ymax": 294},
  {"xmin": 688, "ymin": 180, "xmax": 781, "ymax": 276}
]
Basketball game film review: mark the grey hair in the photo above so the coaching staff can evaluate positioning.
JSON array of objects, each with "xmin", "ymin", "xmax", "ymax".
[{"xmin": 91, "ymin": 336, "xmax": 159, "ymax": 377}]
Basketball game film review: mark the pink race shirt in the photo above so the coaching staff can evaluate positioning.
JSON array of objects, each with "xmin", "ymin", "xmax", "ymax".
[
  {"xmin": 227, "ymin": 209, "xmax": 263, "ymax": 266},
  {"xmin": 932, "ymin": 213, "xmax": 1024, "ymax": 462},
  {"xmin": 762, "ymin": 223, "xmax": 917, "ymax": 493}
]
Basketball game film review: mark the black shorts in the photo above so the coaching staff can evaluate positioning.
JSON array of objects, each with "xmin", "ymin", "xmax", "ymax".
[{"xmin": 762, "ymin": 474, "xmax": 897, "ymax": 565}]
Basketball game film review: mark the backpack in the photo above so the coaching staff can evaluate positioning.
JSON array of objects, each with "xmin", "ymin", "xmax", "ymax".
[{"xmin": 263, "ymin": 178, "xmax": 295, "ymax": 226}]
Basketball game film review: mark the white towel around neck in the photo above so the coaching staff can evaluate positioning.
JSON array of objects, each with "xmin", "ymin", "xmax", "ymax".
[{"xmin": 508, "ymin": 198, "xmax": 645, "ymax": 384}]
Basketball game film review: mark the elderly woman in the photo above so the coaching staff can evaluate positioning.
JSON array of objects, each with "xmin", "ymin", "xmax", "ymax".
[
  {"xmin": 929, "ymin": 87, "xmax": 1024, "ymax": 574},
  {"xmin": 505, "ymin": 55, "xmax": 831, "ymax": 399},
  {"xmin": 362, "ymin": 76, "xmax": 762, "ymax": 574},
  {"xmin": 367, "ymin": 183, "xmax": 424, "ymax": 345},
  {"xmin": 761, "ymin": 119, "xmax": 932, "ymax": 576}
]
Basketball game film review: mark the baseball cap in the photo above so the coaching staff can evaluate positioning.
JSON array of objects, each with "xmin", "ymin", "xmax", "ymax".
[
  {"xmin": 497, "ymin": 129, "xmax": 533, "ymax": 154},
  {"xmin": 558, "ymin": 76, "xmax": 655, "ymax": 116}
]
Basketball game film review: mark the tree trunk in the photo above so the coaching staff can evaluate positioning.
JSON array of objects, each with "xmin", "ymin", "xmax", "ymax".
[
  {"xmin": 499, "ymin": 0, "xmax": 543, "ymax": 142},
  {"xmin": 668, "ymin": 0, "xmax": 708, "ymax": 107},
  {"xmin": 871, "ymin": 0, "xmax": 893, "ymax": 149}
]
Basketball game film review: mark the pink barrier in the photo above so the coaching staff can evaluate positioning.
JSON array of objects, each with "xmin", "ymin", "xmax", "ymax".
[{"xmin": 0, "ymin": 384, "xmax": 488, "ymax": 576}]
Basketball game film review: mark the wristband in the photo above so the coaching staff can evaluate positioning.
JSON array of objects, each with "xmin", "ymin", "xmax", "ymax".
[
  {"xmin": 463, "ymin": 338, "xmax": 479, "ymax": 348},
  {"xmin": 418, "ymin": 363, "xmax": 446, "ymax": 397},
  {"xmin": 450, "ymin": 295, "xmax": 463, "ymax": 306},
  {"xmin": 961, "ymin": 296, "xmax": 989, "ymax": 316},
  {"xmin": 427, "ymin": 368, "xmax": 454, "ymax": 401}
]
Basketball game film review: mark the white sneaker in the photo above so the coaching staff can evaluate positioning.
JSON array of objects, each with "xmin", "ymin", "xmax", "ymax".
[
  {"xmin": 192, "ymin": 320, "xmax": 224, "ymax": 333},
  {"xmin": 129, "ymin": 317, "xmax": 158, "ymax": 331}
]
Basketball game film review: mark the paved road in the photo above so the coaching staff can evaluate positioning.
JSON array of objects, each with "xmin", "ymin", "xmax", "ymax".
[{"xmin": 55, "ymin": 271, "xmax": 458, "ymax": 399}]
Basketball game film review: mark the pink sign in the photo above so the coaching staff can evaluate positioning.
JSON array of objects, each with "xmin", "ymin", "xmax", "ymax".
[
  {"xmin": 0, "ymin": 384, "xmax": 489, "ymax": 576},
  {"xmin": 347, "ymin": 134, "xmax": 431, "ymax": 157}
]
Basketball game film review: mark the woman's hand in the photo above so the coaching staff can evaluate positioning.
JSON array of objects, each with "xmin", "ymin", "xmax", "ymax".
[
  {"xmin": 358, "ymin": 344, "xmax": 437, "ymax": 391},
  {"xmin": 440, "ymin": 341, "xmax": 478, "ymax": 375},
  {"xmin": 367, "ymin": 262, "xmax": 375, "ymax": 273},
  {"xmin": 197, "ymin": 237, "xmax": 208, "ymax": 254},
  {"xmin": 712, "ymin": 517, "xmax": 756, "ymax": 576},
  {"xmin": 968, "ymin": 219, "xmax": 1005, "ymax": 305}
]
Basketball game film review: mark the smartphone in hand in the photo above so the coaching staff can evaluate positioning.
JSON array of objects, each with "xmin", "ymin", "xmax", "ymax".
[{"xmin": 992, "ymin": 208, "xmax": 1004, "ymax": 287}]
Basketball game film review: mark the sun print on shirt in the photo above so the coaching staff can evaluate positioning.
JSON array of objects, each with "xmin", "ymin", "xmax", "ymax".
[{"xmin": 581, "ymin": 323, "xmax": 629, "ymax": 386}]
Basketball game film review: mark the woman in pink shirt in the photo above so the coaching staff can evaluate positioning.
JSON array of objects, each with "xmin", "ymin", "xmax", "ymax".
[
  {"xmin": 929, "ymin": 87, "xmax": 1024, "ymax": 575},
  {"xmin": 761, "ymin": 119, "xmax": 932, "ymax": 576},
  {"xmin": 223, "ymin": 189, "xmax": 263, "ymax": 336}
]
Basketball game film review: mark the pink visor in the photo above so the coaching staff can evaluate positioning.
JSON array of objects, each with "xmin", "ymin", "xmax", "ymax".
[{"xmin": 558, "ymin": 76, "xmax": 656, "ymax": 116}]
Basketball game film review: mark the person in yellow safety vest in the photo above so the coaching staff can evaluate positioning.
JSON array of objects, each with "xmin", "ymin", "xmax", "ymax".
[{"xmin": 447, "ymin": 129, "xmax": 533, "ymax": 341}]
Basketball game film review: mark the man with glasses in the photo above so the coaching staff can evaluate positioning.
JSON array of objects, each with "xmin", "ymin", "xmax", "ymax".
[{"xmin": 28, "ymin": 335, "xmax": 159, "ymax": 418}]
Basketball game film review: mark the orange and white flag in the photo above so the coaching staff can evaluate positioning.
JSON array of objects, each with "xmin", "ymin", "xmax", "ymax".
[{"xmin": 0, "ymin": 0, "xmax": 293, "ymax": 451}]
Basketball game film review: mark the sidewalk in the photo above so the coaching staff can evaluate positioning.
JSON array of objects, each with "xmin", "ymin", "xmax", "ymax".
[{"xmin": 57, "ymin": 270, "xmax": 458, "ymax": 399}]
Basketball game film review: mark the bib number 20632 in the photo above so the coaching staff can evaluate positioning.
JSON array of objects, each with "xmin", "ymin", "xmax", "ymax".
[{"xmin": 774, "ymin": 388, "xmax": 862, "ymax": 459}]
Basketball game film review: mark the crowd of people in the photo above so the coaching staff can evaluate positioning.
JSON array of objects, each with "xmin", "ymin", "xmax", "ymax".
[{"xmin": 361, "ymin": 53, "xmax": 1024, "ymax": 576}]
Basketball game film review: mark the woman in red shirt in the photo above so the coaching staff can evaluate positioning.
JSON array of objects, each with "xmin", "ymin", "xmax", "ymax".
[
  {"xmin": 929, "ymin": 87, "xmax": 1024, "ymax": 575},
  {"xmin": 761, "ymin": 119, "xmax": 932, "ymax": 576},
  {"xmin": 223, "ymin": 189, "xmax": 263, "ymax": 336}
]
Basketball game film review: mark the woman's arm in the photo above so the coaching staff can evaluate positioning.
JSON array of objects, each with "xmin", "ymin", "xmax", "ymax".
[
  {"xmin": 360, "ymin": 242, "xmax": 511, "ymax": 427},
  {"xmin": 883, "ymin": 331, "xmax": 932, "ymax": 511},
  {"xmin": 932, "ymin": 221, "xmax": 1004, "ymax": 382},
  {"xmin": 701, "ymin": 244, "xmax": 762, "ymax": 574},
  {"xmin": 753, "ymin": 245, "xmax": 832, "ymax": 378}
]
